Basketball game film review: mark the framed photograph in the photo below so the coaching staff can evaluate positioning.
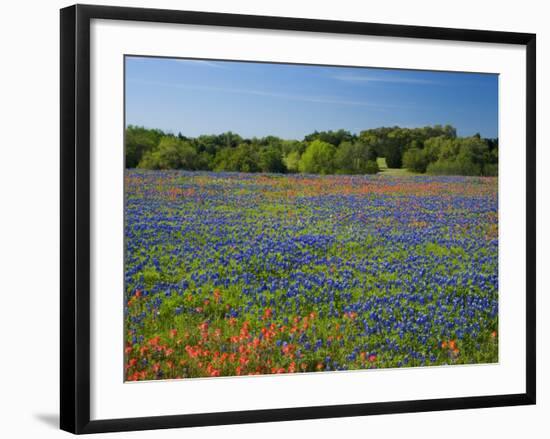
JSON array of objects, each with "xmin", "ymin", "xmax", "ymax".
[{"xmin": 60, "ymin": 4, "xmax": 536, "ymax": 434}]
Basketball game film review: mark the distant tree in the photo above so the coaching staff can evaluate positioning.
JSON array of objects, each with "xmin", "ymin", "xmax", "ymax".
[
  {"xmin": 283, "ymin": 151, "xmax": 301, "ymax": 173},
  {"xmin": 385, "ymin": 146, "xmax": 403, "ymax": 168},
  {"xmin": 125, "ymin": 125, "xmax": 164, "ymax": 168},
  {"xmin": 258, "ymin": 135, "xmax": 283, "ymax": 148},
  {"xmin": 402, "ymin": 148, "xmax": 429, "ymax": 173},
  {"xmin": 355, "ymin": 125, "xmax": 458, "ymax": 170},
  {"xmin": 425, "ymin": 136, "xmax": 489, "ymax": 176},
  {"xmin": 423, "ymin": 136, "xmax": 448, "ymax": 163},
  {"xmin": 281, "ymin": 139, "xmax": 306, "ymax": 156},
  {"xmin": 218, "ymin": 131, "xmax": 243, "ymax": 149},
  {"xmin": 138, "ymin": 136, "xmax": 197, "ymax": 170},
  {"xmin": 483, "ymin": 163, "xmax": 498, "ymax": 176},
  {"xmin": 304, "ymin": 129, "xmax": 354, "ymax": 146},
  {"xmin": 485, "ymin": 138, "xmax": 499, "ymax": 152},
  {"xmin": 299, "ymin": 140, "xmax": 336, "ymax": 174},
  {"xmin": 126, "ymin": 125, "xmax": 495, "ymax": 177},
  {"xmin": 258, "ymin": 147, "xmax": 286, "ymax": 173},
  {"xmin": 211, "ymin": 147, "xmax": 235, "ymax": 171},
  {"xmin": 214, "ymin": 144, "xmax": 260, "ymax": 172},
  {"xmin": 364, "ymin": 160, "xmax": 380, "ymax": 174},
  {"xmin": 334, "ymin": 141, "xmax": 378, "ymax": 174},
  {"xmin": 358, "ymin": 132, "xmax": 380, "ymax": 160},
  {"xmin": 384, "ymin": 128, "xmax": 412, "ymax": 168},
  {"xmin": 427, "ymin": 159, "xmax": 481, "ymax": 176},
  {"xmin": 443, "ymin": 124, "xmax": 457, "ymax": 138},
  {"xmin": 408, "ymin": 139, "xmax": 424, "ymax": 151},
  {"xmin": 196, "ymin": 151, "xmax": 214, "ymax": 171},
  {"xmin": 194, "ymin": 134, "xmax": 223, "ymax": 154},
  {"xmin": 334, "ymin": 142, "xmax": 357, "ymax": 174}
]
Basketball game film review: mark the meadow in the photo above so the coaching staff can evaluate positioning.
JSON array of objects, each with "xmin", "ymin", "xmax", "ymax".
[{"xmin": 124, "ymin": 170, "xmax": 498, "ymax": 381}]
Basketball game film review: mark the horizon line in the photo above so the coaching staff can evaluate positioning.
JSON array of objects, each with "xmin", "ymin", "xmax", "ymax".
[{"xmin": 125, "ymin": 124, "xmax": 498, "ymax": 140}]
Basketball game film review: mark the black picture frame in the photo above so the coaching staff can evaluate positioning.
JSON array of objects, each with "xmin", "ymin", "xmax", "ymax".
[{"xmin": 60, "ymin": 4, "xmax": 536, "ymax": 434}]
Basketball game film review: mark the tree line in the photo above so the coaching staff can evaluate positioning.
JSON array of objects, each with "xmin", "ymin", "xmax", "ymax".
[{"xmin": 125, "ymin": 124, "xmax": 498, "ymax": 176}]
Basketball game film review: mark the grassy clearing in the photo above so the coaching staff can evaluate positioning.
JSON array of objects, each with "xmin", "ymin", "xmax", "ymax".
[{"xmin": 377, "ymin": 157, "xmax": 422, "ymax": 176}]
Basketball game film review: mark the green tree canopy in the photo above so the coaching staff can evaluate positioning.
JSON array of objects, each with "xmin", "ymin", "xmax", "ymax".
[
  {"xmin": 259, "ymin": 147, "xmax": 286, "ymax": 173},
  {"xmin": 125, "ymin": 125, "xmax": 165, "ymax": 168},
  {"xmin": 214, "ymin": 144, "xmax": 260, "ymax": 173},
  {"xmin": 283, "ymin": 151, "xmax": 301, "ymax": 173},
  {"xmin": 402, "ymin": 148, "xmax": 429, "ymax": 173},
  {"xmin": 304, "ymin": 129, "xmax": 355, "ymax": 147},
  {"xmin": 138, "ymin": 136, "xmax": 197, "ymax": 170},
  {"xmin": 299, "ymin": 140, "xmax": 337, "ymax": 174},
  {"xmin": 334, "ymin": 141, "xmax": 379, "ymax": 174},
  {"xmin": 125, "ymin": 125, "xmax": 496, "ymax": 177}
]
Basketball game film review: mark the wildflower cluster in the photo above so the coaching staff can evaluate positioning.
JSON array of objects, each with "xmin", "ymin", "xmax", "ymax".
[{"xmin": 125, "ymin": 171, "xmax": 498, "ymax": 380}]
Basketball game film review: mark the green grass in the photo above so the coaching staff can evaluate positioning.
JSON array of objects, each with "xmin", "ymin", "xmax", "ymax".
[{"xmin": 377, "ymin": 157, "xmax": 422, "ymax": 176}]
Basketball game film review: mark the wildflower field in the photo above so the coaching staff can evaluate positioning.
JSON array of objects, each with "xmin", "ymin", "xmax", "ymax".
[{"xmin": 124, "ymin": 170, "xmax": 498, "ymax": 381}]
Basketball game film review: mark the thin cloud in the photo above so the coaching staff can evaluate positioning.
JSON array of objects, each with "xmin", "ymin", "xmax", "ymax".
[
  {"xmin": 172, "ymin": 59, "xmax": 228, "ymax": 69},
  {"xmin": 332, "ymin": 74, "xmax": 438, "ymax": 85},
  {"xmin": 127, "ymin": 78, "xmax": 410, "ymax": 109},
  {"xmin": 127, "ymin": 57, "xmax": 228, "ymax": 69}
]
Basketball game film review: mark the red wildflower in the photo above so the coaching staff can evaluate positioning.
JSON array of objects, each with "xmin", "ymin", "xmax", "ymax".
[
  {"xmin": 282, "ymin": 343, "xmax": 293, "ymax": 355},
  {"xmin": 148, "ymin": 336, "xmax": 160, "ymax": 347}
]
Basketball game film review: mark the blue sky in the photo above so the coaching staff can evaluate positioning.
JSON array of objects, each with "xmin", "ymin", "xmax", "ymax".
[{"xmin": 125, "ymin": 56, "xmax": 498, "ymax": 139}]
